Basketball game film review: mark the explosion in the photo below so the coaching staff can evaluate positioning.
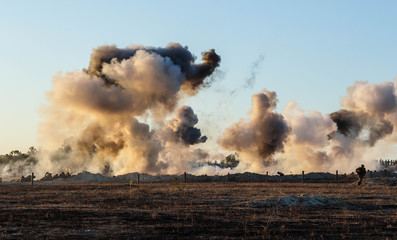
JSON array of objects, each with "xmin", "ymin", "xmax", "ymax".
[
  {"xmin": 4, "ymin": 42, "xmax": 397, "ymax": 178},
  {"xmin": 219, "ymin": 80, "xmax": 397, "ymax": 173},
  {"xmin": 37, "ymin": 43, "xmax": 220, "ymax": 176}
]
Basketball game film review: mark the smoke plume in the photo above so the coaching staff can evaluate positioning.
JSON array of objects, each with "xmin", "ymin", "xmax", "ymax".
[
  {"xmin": 329, "ymin": 110, "xmax": 393, "ymax": 146},
  {"xmin": 218, "ymin": 79, "xmax": 397, "ymax": 173},
  {"xmin": 38, "ymin": 43, "xmax": 220, "ymax": 176},
  {"xmin": 164, "ymin": 106, "xmax": 207, "ymax": 145},
  {"xmin": 342, "ymin": 81, "xmax": 397, "ymax": 114},
  {"xmin": 243, "ymin": 54, "xmax": 264, "ymax": 89},
  {"xmin": 277, "ymin": 80, "xmax": 397, "ymax": 173},
  {"xmin": 218, "ymin": 89, "xmax": 290, "ymax": 169},
  {"xmin": 87, "ymin": 43, "xmax": 220, "ymax": 91},
  {"xmin": 280, "ymin": 102, "xmax": 337, "ymax": 171},
  {"xmin": 23, "ymin": 42, "xmax": 397, "ymax": 177}
]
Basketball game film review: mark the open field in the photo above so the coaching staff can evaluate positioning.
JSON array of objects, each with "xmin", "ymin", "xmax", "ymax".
[{"xmin": 0, "ymin": 181, "xmax": 396, "ymax": 239}]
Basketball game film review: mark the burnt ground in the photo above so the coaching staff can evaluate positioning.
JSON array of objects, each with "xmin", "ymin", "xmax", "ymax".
[{"xmin": 0, "ymin": 181, "xmax": 396, "ymax": 239}]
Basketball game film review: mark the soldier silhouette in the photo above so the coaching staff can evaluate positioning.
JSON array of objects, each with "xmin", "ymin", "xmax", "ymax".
[{"xmin": 355, "ymin": 164, "xmax": 366, "ymax": 186}]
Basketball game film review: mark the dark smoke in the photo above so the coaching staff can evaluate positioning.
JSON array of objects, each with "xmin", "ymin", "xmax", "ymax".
[
  {"xmin": 256, "ymin": 113, "xmax": 290, "ymax": 158},
  {"xmin": 184, "ymin": 49, "xmax": 221, "ymax": 89},
  {"xmin": 166, "ymin": 106, "xmax": 207, "ymax": 145},
  {"xmin": 330, "ymin": 110, "xmax": 362, "ymax": 137},
  {"xmin": 76, "ymin": 124, "xmax": 125, "ymax": 157},
  {"xmin": 181, "ymin": 127, "xmax": 207, "ymax": 145},
  {"xmin": 87, "ymin": 43, "xmax": 220, "ymax": 90},
  {"xmin": 329, "ymin": 109, "xmax": 393, "ymax": 146}
]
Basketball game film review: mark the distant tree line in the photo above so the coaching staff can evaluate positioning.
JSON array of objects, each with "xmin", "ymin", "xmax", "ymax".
[
  {"xmin": 378, "ymin": 159, "xmax": 397, "ymax": 166},
  {"xmin": 205, "ymin": 153, "xmax": 240, "ymax": 169},
  {"xmin": 0, "ymin": 147, "xmax": 39, "ymax": 176},
  {"xmin": 0, "ymin": 147, "xmax": 38, "ymax": 166}
]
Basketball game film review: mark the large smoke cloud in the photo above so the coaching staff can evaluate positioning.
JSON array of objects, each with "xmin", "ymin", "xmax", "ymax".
[
  {"xmin": 87, "ymin": 43, "xmax": 220, "ymax": 91},
  {"xmin": 329, "ymin": 110, "xmax": 393, "ymax": 146},
  {"xmin": 278, "ymin": 80, "xmax": 397, "ymax": 173},
  {"xmin": 38, "ymin": 43, "xmax": 220, "ymax": 176},
  {"xmin": 218, "ymin": 89, "xmax": 290, "ymax": 169},
  {"xmin": 342, "ymin": 81, "xmax": 397, "ymax": 114},
  {"xmin": 326, "ymin": 80, "xmax": 396, "ymax": 145},
  {"xmin": 218, "ymin": 79, "xmax": 397, "ymax": 173},
  {"xmin": 28, "ymin": 42, "xmax": 397, "ymax": 176}
]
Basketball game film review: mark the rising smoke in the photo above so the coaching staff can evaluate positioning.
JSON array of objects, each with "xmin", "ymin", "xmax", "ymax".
[
  {"xmin": 342, "ymin": 81, "xmax": 397, "ymax": 114},
  {"xmin": 219, "ymin": 80, "xmax": 397, "ymax": 173},
  {"xmin": 10, "ymin": 42, "xmax": 397, "ymax": 178},
  {"xmin": 218, "ymin": 89, "xmax": 290, "ymax": 170},
  {"xmin": 329, "ymin": 110, "xmax": 393, "ymax": 146},
  {"xmin": 282, "ymin": 80, "xmax": 397, "ymax": 172},
  {"xmin": 87, "ymin": 43, "xmax": 220, "ymax": 91},
  {"xmin": 164, "ymin": 106, "xmax": 207, "ymax": 145},
  {"xmin": 243, "ymin": 54, "xmax": 264, "ymax": 89},
  {"xmin": 37, "ymin": 43, "xmax": 220, "ymax": 176}
]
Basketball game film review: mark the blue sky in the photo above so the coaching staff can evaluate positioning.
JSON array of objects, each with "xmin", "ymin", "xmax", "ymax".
[{"xmin": 1, "ymin": 0, "xmax": 397, "ymax": 153}]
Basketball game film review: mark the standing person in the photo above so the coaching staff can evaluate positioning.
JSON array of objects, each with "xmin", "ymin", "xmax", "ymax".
[{"xmin": 356, "ymin": 164, "xmax": 366, "ymax": 186}]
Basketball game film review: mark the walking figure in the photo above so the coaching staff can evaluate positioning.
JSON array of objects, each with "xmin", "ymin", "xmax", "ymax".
[{"xmin": 356, "ymin": 164, "xmax": 366, "ymax": 186}]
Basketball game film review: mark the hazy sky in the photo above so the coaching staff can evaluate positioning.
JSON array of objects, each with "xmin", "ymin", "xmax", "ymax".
[{"xmin": 1, "ymin": 0, "xmax": 397, "ymax": 154}]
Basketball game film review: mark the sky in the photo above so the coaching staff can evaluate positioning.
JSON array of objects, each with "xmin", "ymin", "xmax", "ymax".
[{"xmin": 1, "ymin": 0, "xmax": 397, "ymax": 154}]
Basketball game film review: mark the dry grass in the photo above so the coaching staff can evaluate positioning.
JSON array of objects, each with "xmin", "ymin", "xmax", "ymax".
[{"xmin": 0, "ymin": 181, "xmax": 396, "ymax": 239}]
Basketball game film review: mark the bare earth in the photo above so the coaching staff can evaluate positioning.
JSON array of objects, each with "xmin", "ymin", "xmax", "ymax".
[{"xmin": 0, "ymin": 181, "xmax": 396, "ymax": 239}]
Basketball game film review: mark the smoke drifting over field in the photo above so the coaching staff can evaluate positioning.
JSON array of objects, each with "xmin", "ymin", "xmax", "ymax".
[
  {"xmin": 10, "ymin": 43, "xmax": 396, "ymax": 178},
  {"xmin": 217, "ymin": 79, "xmax": 397, "ymax": 173},
  {"xmin": 278, "ymin": 80, "xmax": 397, "ymax": 172}
]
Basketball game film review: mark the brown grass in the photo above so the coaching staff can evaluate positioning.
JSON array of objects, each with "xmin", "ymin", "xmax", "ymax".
[{"xmin": 0, "ymin": 181, "xmax": 396, "ymax": 239}]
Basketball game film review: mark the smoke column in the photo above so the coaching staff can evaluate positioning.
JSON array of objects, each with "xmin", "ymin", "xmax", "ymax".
[
  {"xmin": 38, "ymin": 43, "xmax": 220, "ymax": 176},
  {"xmin": 155, "ymin": 106, "xmax": 210, "ymax": 174},
  {"xmin": 163, "ymin": 106, "xmax": 207, "ymax": 145},
  {"xmin": 218, "ymin": 89, "xmax": 290, "ymax": 171},
  {"xmin": 219, "ymin": 79, "xmax": 397, "ymax": 173}
]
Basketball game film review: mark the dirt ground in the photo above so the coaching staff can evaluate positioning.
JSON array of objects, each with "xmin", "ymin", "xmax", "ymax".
[{"xmin": 0, "ymin": 181, "xmax": 396, "ymax": 239}]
